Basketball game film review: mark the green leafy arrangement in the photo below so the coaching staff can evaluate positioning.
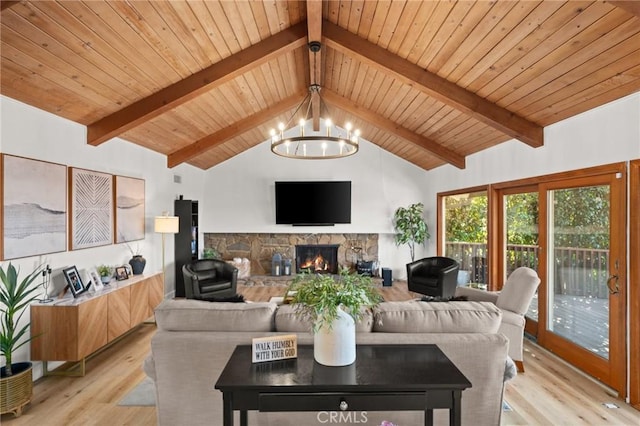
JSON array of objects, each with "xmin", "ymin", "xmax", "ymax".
[
  {"xmin": 202, "ymin": 247, "xmax": 221, "ymax": 259},
  {"xmin": 286, "ymin": 268, "xmax": 382, "ymax": 332},
  {"xmin": 0, "ymin": 263, "xmax": 43, "ymax": 376},
  {"xmin": 393, "ymin": 202, "xmax": 430, "ymax": 262},
  {"xmin": 97, "ymin": 265, "xmax": 113, "ymax": 278}
]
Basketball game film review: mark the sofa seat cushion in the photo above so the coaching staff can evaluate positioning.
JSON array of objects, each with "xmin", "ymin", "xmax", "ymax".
[
  {"xmin": 373, "ymin": 301, "xmax": 501, "ymax": 333},
  {"xmin": 155, "ymin": 299, "xmax": 277, "ymax": 332},
  {"xmin": 199, "ymin": 279, "xmax": 232, "ymax": 293},
  {"xmin": 275, "ymin": 304, "xmax": 374, "ymax": 333}
]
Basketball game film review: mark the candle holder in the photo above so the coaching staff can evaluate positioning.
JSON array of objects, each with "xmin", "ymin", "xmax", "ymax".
[{"xmin": 40, "ymin": 265, "xmax": 53, "ymax": 303}]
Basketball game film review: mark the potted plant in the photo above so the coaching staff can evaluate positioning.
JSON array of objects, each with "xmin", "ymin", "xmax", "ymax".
[
  {"xmin": 0, "ymin": 262, "xmax": 43, "ymax": 417},
  {"xmin": 97, "ymin": 265, "xmax": 113, "ymax": 284},
  {"xmin": 393, "ymin": 202, "xmax": 430, "ymax": 262},
  {"xmin": 286, "ymin": 268, "xmax": 381, "ymax": 366},
  {"xmin": 202, "ymin": 247, "xmax": 220, "ymax": 259}
]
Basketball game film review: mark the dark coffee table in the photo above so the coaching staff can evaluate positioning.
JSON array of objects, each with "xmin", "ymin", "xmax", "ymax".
[{"xmin": 215, "ymin": 344, "xmax": 471, "ymax": 426}]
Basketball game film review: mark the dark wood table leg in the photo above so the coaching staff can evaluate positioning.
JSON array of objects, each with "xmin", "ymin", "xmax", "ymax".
[
  {"xmin": 425, "ymin": 408, "xmax": 434, "ymax": 426},
  {"xmin": 240, "ymin": 410, "xmax": 248, "ymax": 426},
  {"xmin": 451, "ymin": 390, "xmax": 462, "ymax": 426},
  {"xmin": 425, "ymin": 392, "xmax": 433, "ymax": 426},
  {"xmin": 222, "ymin": 392, "xmax": 233, "ymax": 426}
]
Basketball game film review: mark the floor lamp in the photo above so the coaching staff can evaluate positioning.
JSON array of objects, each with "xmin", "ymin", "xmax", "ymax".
[{"xmin": 154, "ymin": 215, "xmax": 179, "ymax": 293}]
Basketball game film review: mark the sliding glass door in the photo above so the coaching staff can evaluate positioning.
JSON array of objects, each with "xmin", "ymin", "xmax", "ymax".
[
  {"xmin": 441, "ymin": 164, "xmax": 628, "ymax": 396},
  {"xmin": 538, "ymin": 173, "xmax": 626, "ymax": 392}
]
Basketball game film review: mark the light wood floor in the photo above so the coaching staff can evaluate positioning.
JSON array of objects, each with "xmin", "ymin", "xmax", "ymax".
[{"xmin": 3, "ymin": 283, "xmax": 638, "ymax": 425}]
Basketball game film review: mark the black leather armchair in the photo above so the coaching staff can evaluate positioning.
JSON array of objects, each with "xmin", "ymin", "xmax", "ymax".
[
  {"xmin": 182, "ymin": 259, "xmax": 238, "ymax": 300},
  {"xmin": 406, "ymin": 256, "xmax": 460, "ymax": 299}
]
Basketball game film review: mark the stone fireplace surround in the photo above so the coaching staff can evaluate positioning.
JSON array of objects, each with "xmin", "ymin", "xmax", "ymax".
[{"xmin": 203, "ymin": 233, "xmax": 378, "ymax": 283}]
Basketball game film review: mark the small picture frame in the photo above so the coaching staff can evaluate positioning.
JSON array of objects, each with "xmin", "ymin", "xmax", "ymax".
[
  {"xmin": 86, "ymin": 267, "xmax": 104, "ymax": 292},
  {"xmin": 63, "ymin": 266, "xmax": 86, "ymax": 297},
  {"xmin": 115, "ymin": 265, "xmax": 129, "ymax": 281}
]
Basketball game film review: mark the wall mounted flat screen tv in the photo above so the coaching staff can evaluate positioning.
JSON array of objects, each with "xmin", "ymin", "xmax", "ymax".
[{"xmin": 275, "ymin": 181, "xmax": 351, "ymax": 226}]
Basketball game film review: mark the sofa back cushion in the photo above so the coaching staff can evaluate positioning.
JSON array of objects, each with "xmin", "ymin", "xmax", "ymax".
[
  {"xmin": 373, "ymin": 301, "xmax": 501, "ymax": 333},
  {"xmin": 275, "ymin": 304, "xmax": 374, "ymax": 332},
  {"xmin": 155, "ymin": 299, "xmax": 276, "ymax": 332}
]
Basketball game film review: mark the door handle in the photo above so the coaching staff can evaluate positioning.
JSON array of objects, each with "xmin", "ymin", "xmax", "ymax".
[{"xmin": 606, "ymin": 274, "xmax": 619, "ymax": 294}]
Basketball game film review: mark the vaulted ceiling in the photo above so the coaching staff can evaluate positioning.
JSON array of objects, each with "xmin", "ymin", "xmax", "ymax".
[{"xmin": 1, "ymin": 1, "xmax": 639, "ymax": 171}]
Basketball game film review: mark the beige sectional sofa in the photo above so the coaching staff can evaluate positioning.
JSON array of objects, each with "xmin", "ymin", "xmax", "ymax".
[{"xmin": 144, "ymin": 299, "xmax": 510, "ymax": 426}]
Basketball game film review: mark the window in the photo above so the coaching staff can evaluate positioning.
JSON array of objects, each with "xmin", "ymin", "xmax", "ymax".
[{"xmin": 441, "ymin": 189, "xmax": 488, "ymax": 286}]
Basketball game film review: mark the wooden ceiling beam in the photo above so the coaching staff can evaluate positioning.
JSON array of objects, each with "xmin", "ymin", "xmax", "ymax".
[
  {"xmin": 322, "ymin": 89, "xmax": 466, "ymax": 169},
  {"xmin": 307, "ymin": 0, "xmax": 323, "ymax": 130},
  {"xmin": 167, "ymin": 93, "xmax": 306, "ymax": 168},
  {"xmin": 607, "ymin": 1, "xmax": 640, "ymax": 18},
  {"xmin": 322, "ymin": 20, "xmax": 544, "ymax": 148},
  {"xmin": 0, "ymin": 1, "xmax": 20, "ymax": 12},
  {"xmin": 87, "ymin": 21, "xmax": 308, "ymax": 147}
]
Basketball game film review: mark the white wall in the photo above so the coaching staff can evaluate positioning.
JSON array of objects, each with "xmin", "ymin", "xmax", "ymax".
[
  {"xmin": 201, "ymin": 136, "xmax": 431, "ymax": 277},
  {"xmin": 0, "ymin": 96, "xmax": 205, "ymax": 378}
]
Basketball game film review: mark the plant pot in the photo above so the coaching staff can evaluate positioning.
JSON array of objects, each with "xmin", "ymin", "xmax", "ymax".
[
  {"xmin": 313, "ymin": 307, "xmax": 356, "ymax": 366},
  {"xmin": 129, "ymin": 255, "xmax": 146, "ymax": 275},
  {"xmin": 0, "ymin": 362, "xmax": 33, "ymax": 417},
  {"xmin": 101, "ymin": 276, "xmax": 111, "ymax": 284}
]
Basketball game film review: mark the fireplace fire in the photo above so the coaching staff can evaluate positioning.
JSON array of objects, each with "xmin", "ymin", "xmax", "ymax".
[{"xmin": 295, "ymin": 244, "xmax": 339, "ymax": 274}]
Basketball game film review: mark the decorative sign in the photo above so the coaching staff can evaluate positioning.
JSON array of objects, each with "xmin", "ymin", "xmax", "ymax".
[{"xmin": 252, "ymin": 334, "xmax": 297, "ymax": 363}]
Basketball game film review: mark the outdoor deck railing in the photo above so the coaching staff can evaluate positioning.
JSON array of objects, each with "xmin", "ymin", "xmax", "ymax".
[{"xmin": 445, "ymin": 242, "xmax": 609, "ymax": 298}]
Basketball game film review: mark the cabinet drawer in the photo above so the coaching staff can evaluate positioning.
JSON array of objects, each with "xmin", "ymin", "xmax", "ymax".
[{"xmin": 259, "ymin": 392, "xmax": 426, "ymax": 412}]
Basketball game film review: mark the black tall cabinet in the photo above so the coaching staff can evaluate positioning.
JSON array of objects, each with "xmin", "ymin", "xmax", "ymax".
[{"xmin": 174, "ymin": 199, "xmax": 198, "ymax": 298}]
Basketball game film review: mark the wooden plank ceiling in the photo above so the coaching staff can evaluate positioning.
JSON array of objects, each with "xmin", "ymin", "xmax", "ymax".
[{"xmin": 1, "ymin": 1, "xmax": 639, "ymax": 171}]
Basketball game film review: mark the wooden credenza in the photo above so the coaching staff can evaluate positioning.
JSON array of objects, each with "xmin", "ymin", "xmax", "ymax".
[{"xmin": 30, "ymin": 272, "xmax": 163, "ymax": 368}]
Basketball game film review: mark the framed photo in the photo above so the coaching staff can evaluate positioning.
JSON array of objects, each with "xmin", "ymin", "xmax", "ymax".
[
  {"xmin": 62, "ymin": 266, "xmax": 86, "ymax": 297},
  {"xmin": 69, "ymin": 167, "xmax": 113, "ymax": 250},
  {"xmin": 115, "ymin": 265, "xmax": 129, "ymax": 281},
  {"xmin": 86, "ymin": 267, "xmax": 103, "ymax": 292},
  {"xmin": 114, "ymin": 175, "xmax": 145, "ymax": 244},
  {"xmin": 1, "ymin": 154, "xmax": 67, "ymax": 260}
]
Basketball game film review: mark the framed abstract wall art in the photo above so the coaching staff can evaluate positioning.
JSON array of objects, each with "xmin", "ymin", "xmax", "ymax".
[
  {"xmin": 114, "ymin": 175, "xmax": 145, "ymax": 243},
  {"xmin": 1, "ymin": 154, "xmax": 67, "ymax": 260},
  {"xmin": 69, "ymin": 167, "xmax": 113, "ymax": 250}
]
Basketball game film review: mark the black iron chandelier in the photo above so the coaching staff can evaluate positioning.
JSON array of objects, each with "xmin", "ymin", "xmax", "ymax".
[{"xmin": 269, "ymin": 42, "xmax": 361, "ymax": 160}]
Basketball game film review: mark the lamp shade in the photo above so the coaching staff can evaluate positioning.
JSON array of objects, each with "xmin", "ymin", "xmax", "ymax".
[{"xmin": 154, "ymin": 216, "xmax": 179, "ymax": 234}]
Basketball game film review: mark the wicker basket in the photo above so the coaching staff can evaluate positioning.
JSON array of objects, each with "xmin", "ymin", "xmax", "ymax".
[{"xmin": 0, "ymin": 362, "xmax": 33, "ymax": 417}]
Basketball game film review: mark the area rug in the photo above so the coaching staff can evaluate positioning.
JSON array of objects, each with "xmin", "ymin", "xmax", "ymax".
[{"xmin": 118, "ymin": 377, "xmax": 156, "ymax": 406}]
